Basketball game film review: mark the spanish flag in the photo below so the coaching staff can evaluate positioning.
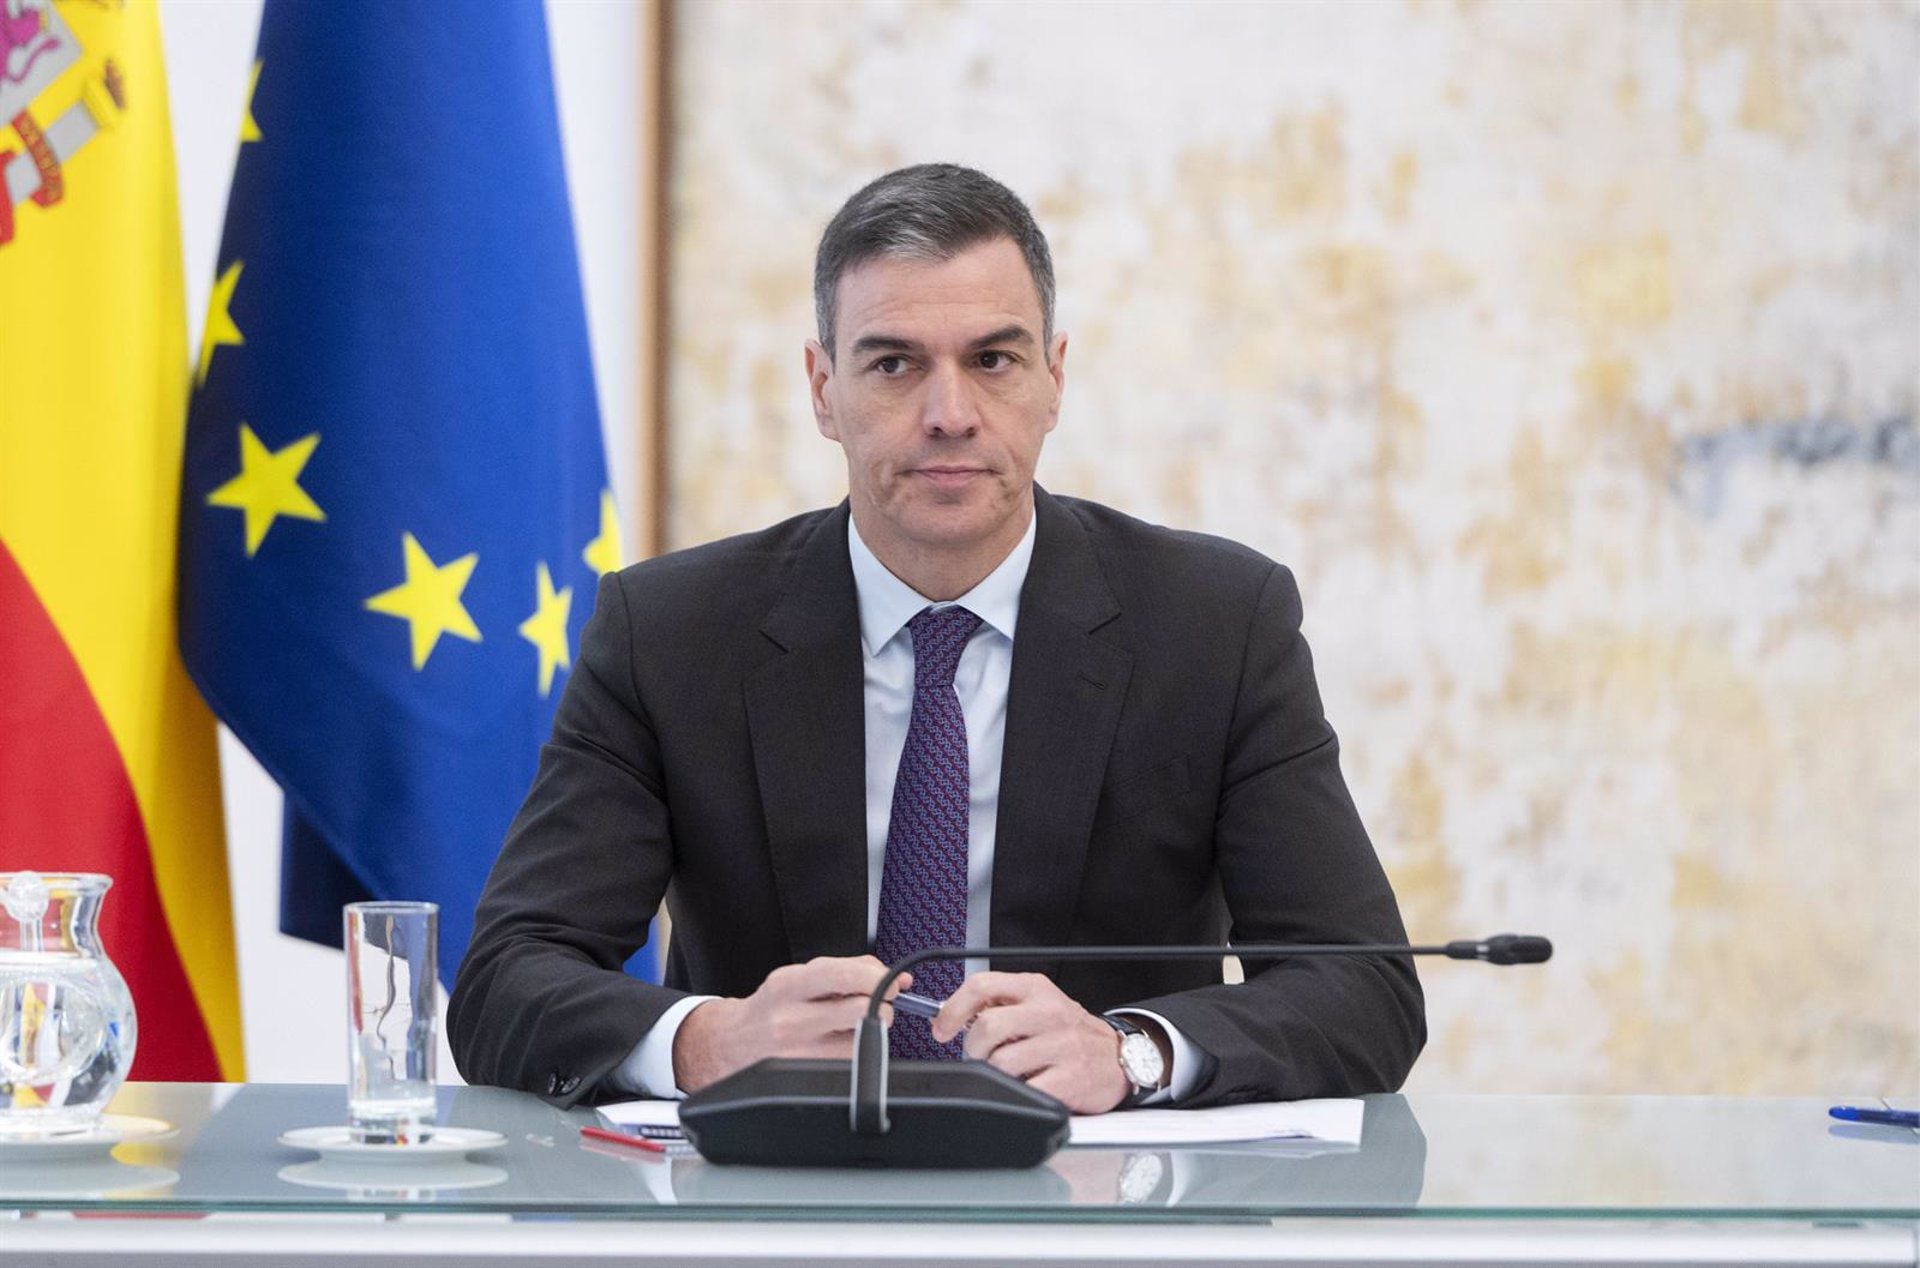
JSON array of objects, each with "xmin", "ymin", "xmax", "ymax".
[{"xmin": 0, "ymin": 3, "xmax": 242, "ymax": 1080}]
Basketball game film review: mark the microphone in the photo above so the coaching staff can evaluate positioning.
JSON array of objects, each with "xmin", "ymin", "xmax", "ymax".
[
  {"xmin": 1444, "ymin": 934, "xmax": 1551, "ymax": 965},
  {"xmin": 678, "ymin": 933, "xmax": 1551, "ymax": 1169}
]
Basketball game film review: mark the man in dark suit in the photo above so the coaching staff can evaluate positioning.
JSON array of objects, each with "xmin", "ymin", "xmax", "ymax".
[{"xmin": 449, "ymin": 164, "xmax": 1423, "ymax": 1114}]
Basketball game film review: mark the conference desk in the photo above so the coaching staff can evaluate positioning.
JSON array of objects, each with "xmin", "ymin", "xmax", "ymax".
[{"xmin": 0, "ymin": 1083, "xmax": 1914, "ymax": 1266}]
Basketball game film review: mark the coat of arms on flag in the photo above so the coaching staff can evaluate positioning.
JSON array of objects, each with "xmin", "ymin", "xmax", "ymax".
[{"xmin": 1, "ymin": 0, "xmax": 132, "ymax": 248}]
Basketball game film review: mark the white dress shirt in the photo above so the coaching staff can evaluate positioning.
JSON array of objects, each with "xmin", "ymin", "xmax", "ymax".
[{"xmin": 613, "ymin": 510, "xmax": 1200, "ymax": 1102}]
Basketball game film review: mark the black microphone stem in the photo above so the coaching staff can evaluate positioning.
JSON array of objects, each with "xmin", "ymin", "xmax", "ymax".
[{"xmin": 850, "ymin": 934, "xmax": 1551, "ymax": 1136}]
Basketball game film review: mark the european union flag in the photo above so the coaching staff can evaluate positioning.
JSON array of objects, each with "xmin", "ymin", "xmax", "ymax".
[{"xmin": 177, "ymin": 2, "xmax": 654, "ymax": 986}]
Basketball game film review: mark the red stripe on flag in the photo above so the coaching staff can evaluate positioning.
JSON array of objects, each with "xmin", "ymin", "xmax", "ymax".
[{"xmin": 0, "ymin": 540, "xmax": 223, "ymax": 1080}]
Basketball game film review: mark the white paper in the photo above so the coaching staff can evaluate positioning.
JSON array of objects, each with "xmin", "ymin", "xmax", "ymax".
[
  {"xmin": 598, "ymin": 1099, "xmax": 682, "ymax": 1129},
  {"xmin": 1067, "ymin": 1097, "xmax": 1363, "ymax": 1147}
]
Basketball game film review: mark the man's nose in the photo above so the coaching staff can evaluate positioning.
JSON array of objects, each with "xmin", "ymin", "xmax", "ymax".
[{"xmin": 920, "ymin": 362, "xmax": 981, "ymax": 436}]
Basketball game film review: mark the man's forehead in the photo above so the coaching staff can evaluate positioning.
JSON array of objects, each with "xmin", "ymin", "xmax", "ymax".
[{"xmin": 833, "ymin": 239, "xmax": 1044, "ymax": 343}]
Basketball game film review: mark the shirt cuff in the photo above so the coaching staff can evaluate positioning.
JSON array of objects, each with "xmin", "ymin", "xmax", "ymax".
[
  {"xmin": 607, "ymin": 994, "xmax": 717, "ymax": 1100},
  {"xmin": 1107, "ymin": 1008, "xmax": 1202, "ymax": 1105}
]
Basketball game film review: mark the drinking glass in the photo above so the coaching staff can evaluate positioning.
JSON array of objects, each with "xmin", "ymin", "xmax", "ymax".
[{"xmin": 343, "ymin": 901, "xmax": 437, "ymax": 1143}]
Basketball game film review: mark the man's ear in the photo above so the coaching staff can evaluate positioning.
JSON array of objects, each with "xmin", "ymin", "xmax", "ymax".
[
  {"xmin": 1044, "ymin": 331, "xmax": 1068, "ymax": 434},
  {"xmin": 804, "ymin": 340, "xmax": 839, "ymax": 440}
]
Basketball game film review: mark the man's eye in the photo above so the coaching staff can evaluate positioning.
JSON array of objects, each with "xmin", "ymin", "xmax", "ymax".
[
  {"xmin": 977, "ymin": 350, "xmax": 1014, "ymax": 370},
  {"xmin": 871, "ymin": 355, "xmax": 909, "ymax": 375}
]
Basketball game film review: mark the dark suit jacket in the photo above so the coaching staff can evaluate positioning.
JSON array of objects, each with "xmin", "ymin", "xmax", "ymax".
[{"xmin": 449, "ymin": 489, "xmax": 1425, "ymax": 1107}]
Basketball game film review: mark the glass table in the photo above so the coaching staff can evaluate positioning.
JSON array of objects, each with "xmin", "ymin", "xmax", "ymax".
[{"xmin": 1, "ymin": 1083, "xmax": 1914, "ymax": 1265}]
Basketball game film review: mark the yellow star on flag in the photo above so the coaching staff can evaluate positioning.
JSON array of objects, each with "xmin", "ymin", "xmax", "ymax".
[
  {"xmin": 582, "ymin": 489, "xmax": 623, "ymax": 576},
  {"xmin": 197, "ymin": 260, "xmax": 245, "ymax": 386},
  {"xmin": 365, "ymin": 534, "xmax": 482, "ymax": 670},
  {"xmin": 517, "ymin": 562, "xmax": 574, "ymax": 697},
  {"xmin": 205, "ymin": 424, "xmax": 326, "ymax": 556},
  {"xmin": 240, "ymin": 60, "xmax": 263, "ymax": 144}
]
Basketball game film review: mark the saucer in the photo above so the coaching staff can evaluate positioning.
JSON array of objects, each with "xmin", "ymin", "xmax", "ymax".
[
  {"xmin": 0, "ymin": 1115, "xmax": 175, "ymax": 1162},
  {"xmin": 278, "ymin": 1158, "xmax": 507, "ymax": 1194},
  {"xmin": 278, "ymin": 1125, "xmax": 506, "ymax": 1163}
]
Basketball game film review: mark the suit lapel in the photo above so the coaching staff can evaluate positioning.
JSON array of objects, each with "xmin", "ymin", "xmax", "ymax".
[
  {"xmin": 743, "ymin": 504, "xmax": 871, "ymax": 962},
  {"xmin": 990, "ymin": 490, "xmax": 1131, "ymax": 967}
]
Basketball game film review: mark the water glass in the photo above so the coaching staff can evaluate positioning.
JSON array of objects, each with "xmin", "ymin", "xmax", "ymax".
[{"xmin": 344, "ymin": 901, "xmax": 437, "ymax": 1143}]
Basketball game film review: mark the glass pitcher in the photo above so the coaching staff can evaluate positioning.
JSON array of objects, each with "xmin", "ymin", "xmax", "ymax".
[{"xmin": 0, "ymin": 872, "xmax": 138, "ymax": 1136}]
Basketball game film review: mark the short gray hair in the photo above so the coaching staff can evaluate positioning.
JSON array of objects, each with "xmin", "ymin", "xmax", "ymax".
[{"xmin": 813, "ymin": 164, "xmax": 1055, "ymax": 361}]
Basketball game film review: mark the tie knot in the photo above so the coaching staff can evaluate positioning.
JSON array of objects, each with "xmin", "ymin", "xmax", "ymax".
[{"xmin": 906, "ymin": 605, "xmax": 982, "ymax": 688}]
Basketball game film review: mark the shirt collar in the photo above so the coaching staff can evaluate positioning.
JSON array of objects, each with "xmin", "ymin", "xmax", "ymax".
[{"xmin": 847, "ymin": 509, "xmax": 1036, "ymax": 657}]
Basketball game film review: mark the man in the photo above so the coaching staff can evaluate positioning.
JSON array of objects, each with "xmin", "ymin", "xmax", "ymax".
[{"xmin": 449, "ymin": 164, "xmax": 1423, "ymax": 1113}]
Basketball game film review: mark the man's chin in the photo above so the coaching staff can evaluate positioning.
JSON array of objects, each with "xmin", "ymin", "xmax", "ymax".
[{"xmin": 894, "ymin": 498, "xmax": 1020, "ymax": 552}]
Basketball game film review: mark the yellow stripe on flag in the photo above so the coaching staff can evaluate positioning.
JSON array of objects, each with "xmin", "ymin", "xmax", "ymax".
[{"xmin": 0, "ymin": 3, "xmax": 243, "ymax": 1079}]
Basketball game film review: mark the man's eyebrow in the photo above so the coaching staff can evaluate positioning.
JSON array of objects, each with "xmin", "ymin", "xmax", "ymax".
[
  {"xmin": 845, "ymin": 326, "xmax": 1036, "ymax": 359},
  {"xmin": 969, "ymin": 325, "xmax": 1035, "ymax": 350},
  {"xmin": 848, "ymin": 334, "xmax": 921, "ymax": 357}
]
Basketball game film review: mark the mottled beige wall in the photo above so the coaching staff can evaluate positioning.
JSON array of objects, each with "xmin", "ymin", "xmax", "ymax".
[{"xmin": 666, "ymin": 0, "xmax": 1919, "ymax": 1094}]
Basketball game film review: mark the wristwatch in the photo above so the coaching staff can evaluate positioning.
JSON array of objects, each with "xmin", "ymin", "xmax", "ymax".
[{"xmin": 1103, "ymin": 1015, "xmax": 1166, "ymax": 1105}]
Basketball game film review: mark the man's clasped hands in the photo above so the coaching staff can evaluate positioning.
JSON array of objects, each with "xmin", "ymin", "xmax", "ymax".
[{"xmin": 670, "ymin": 955, "xmax": 1142, "ymax": 1113}]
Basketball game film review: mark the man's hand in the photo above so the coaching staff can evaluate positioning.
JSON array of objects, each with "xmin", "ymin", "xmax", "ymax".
[
  {"xmin": 672, "ymin": 956, "xmax": 909, "ymax": 1095},
  {"xmin": 930, "ymin": 971, "xmax": 1132, "ymax": 1114}
]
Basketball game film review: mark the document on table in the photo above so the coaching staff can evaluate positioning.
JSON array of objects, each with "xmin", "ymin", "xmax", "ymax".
[
  {"xmin": 601, "ymin": 1099, "xmax": 681, "ymax": 1129},
  {"xmin": 1067, "ymin": 1097, "xmax": 1363, "ymax": 1147}
]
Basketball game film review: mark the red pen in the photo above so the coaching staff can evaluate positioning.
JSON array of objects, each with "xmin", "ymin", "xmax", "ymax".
[{"xmin": 580, "ymin": 1124, "xmax": 666, "ymax": 1153}]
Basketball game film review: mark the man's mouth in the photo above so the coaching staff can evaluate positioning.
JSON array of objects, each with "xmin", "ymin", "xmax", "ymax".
[{"xmin": 912, "ymin": 465, "xmax": 990, "ymax": 488}]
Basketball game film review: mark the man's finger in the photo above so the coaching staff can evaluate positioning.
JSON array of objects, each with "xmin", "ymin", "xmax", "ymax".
[
  {"xmin": 932, "ymin": 972, "xmax": 1041, "ymax": 1041},
  {"xmin": 765, "ymin": 1002, "xmax": 898, "ymax": 1058},
  {"xmin": 822, "ymin": 992, "xmax": 894, "ymax": 1034},
  {"xmin": 800, "ymin": 955, "xmax": 888, "ymax": 998},
  {"xmin": 980, "ymin": 1033, "xmax": 1054, "ymax": 1082},
  {"xmin": 960, "ymin": 999, "xmax": 1047, "ymax": 1060},
  {"xmin": 792, "ymin": 955, "xmax": 903, "ymax": 1001},
  {"xmin": 776, "ymin": 993, "xmax": 894, "ymax": 1046}
]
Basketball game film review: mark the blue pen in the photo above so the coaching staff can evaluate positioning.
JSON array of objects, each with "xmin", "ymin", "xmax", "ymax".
[
  {"xmin": 1829, "ymin": 1105, "xmax": 1920, "ymax": 1129},
  {"xmin": 892, "ymin": 991, "xmax": 943, "ymax": 1019}
]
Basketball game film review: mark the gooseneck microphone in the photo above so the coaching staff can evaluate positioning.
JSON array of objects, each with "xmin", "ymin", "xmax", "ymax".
[
  {"xmin": 848, "ymin": 936, "xmax": 1551, "ymax": 1138},
  {"xmin": 677, "ymin": 933, "xmax": 1551, "ymax": 1169}
]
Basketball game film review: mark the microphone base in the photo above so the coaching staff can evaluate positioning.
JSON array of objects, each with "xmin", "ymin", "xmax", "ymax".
[{"xmin": 679, "ymin": 1058, "xmax": 1070, "ymax": 1169}]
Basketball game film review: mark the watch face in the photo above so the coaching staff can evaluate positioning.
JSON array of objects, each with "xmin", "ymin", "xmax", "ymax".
[
  {"xmin": 1120, "ymin": 1032, "xmax": 1164, "ymax": 1089},
  {"xmin": 1117, "ymin": 1152, "xmax": 1166, "ymax": 1204}
]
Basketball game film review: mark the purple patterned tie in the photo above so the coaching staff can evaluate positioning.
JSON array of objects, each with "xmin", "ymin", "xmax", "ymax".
[{"xmin": 874, "ymin": 605, "xmax": 982, "ymax": 1059}]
